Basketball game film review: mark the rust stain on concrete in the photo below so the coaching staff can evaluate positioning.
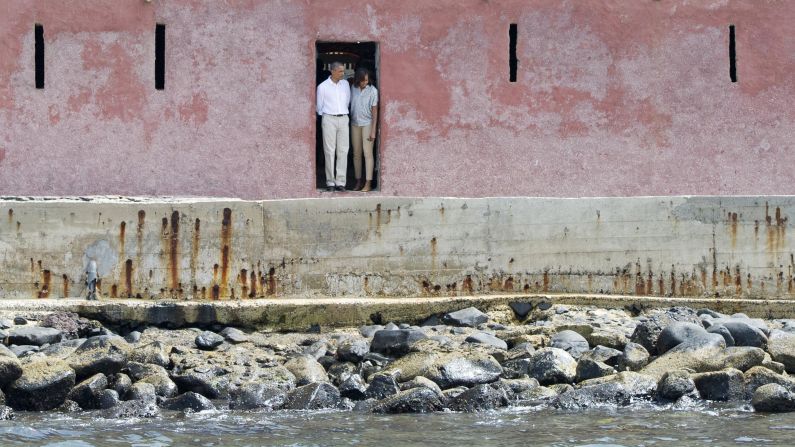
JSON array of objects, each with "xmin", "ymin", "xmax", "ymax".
[{"xmin": 220, "ymin": 208, "xmax": 232, "ymax": 299}]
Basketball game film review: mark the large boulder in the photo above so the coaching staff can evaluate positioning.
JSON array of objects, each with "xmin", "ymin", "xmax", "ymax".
[
  {"xmin": 752, "ymin": 384, "xmax": 795, "ymax": 413},
  {"xmin": 691, "ymin": 368, "xmax": 745, "ymax": 401},
  {"xmin": 708, "ymin": 321, "xmax": 768, "ymax": 349},
  {"xmin": 448, "ymin": 383, "xmax": 509, "ymax": 412},
  {"xmin": 551, "ymin": 382, "xmax": 632, "ymax": 409},
  {"xmin": 580, "ymin": 346, "xmax": 623, "ymax": 366},
  {"xmin": 767, "ymin": 330, "xmax": 795, "ymax": 373},
  {"xmin": 339, "ymin": 374, "xmax": 368, "ymax": 400},
  {"xmin": 424, "ymin": 353, "xmax": 503, "ymax": 389},
  {"xmin": 284, "ymin": 356, "xmax": 329, "ymax": 385},
  {"xmin": 550, "ymin": 330, "xmax": 590, "ymax": 359},
  {"xmin": 630, "ymin": 307, "xmax": 702, "ymax": 354},
  {"xmin": 744, "ymin": 366, "xmax": 795, "ymax": 395},
  {"xmin": 371, "ymin": 329, "xmax": 427, "ymax": 356},
  {"xmin": 578, "ymin": 371, "xmax": 657, "ymax": 397},
  {"xmin": 139, "ymin": 374, "xmax": 179, "ymax": 398},
  {"xmin": 194, "ymin": 331, "xmax": 224, "ymax": 351},
  {"xmin": 40, "ymin": 312, "xmax": 101, "ymax": 339},
  {"xmin": 715, "ymin": 346, "xmax": 766, "ymax": 372},
  {"xmin": 67, "ymin": 335, "xmax": 131, "ymax": 380},
  {"xmin": 6, "ymin": 359, "xmax": 76, "ymax": 411},
  {"xmin": 657, "ymin": 370, "xmax": 695, "ymax": 401},
  {"xmin": 656, "ymin": 322, "xmax": 708, "ymax": 355},
  {"xmin": 526, "ymin": 348, "xmax": 577, "ymax": 385},
  {"xmin": 67, "ymin": 373, "xmax": 108, "ymax": 409},
  {"xmin": 129, "ymin": 341, "xmax": 170, "ymax": 367},
  {"xmin": 575, "ymin": 358, "xmax": 615, "ymax": 382},
  {"xmin": 337, "ymin": 339, "xmax": 370, "ymax": 363},
  {"xmin": 7, "ymin": 326, "xmax": 63, "ymax": 346},
  {"xmin": 229, "ymin": 382, "xmax": 287, "ymax": 410},
  {"xmin": 0, "ymin": 345, "xmax": 22, "ymax": 387},
  {"xmin": 282, "ymin": 382, "xmax": 341, "ymax": 410},
  {"xmin": 365, "ymin": 373, "xmax": 400, "ymax": 400},
  {"xmin": 161, "ymin": 392, "xmax": 215, "ymax": 412},
  {"xmin": 371, "ymin": 387, "xmax": 443, "ymax": 413},
  {"xmin": 640, "ymin": 333, "xmax": 726, "ymax": 379},
  {"xmin": 100, "ymin": 399, "xmax": 159, "ymax": 419},
  {"xmin": 617, "ymin": 342, "xmax": 649, "ymax": 371},
  {"xmin": 442, "ymin": 307, "xmax": 488, "ymax": 327}
]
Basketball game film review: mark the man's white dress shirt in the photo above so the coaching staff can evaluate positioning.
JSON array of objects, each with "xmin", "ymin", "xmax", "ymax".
[{"xmin": 316, "ymin": 77, "xmax": 351, "ymax": 116}]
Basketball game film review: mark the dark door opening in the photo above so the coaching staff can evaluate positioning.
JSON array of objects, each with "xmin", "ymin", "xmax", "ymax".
[{"xmin": 315, "ymin": 42, "xmax": 379, "ymax": 191}]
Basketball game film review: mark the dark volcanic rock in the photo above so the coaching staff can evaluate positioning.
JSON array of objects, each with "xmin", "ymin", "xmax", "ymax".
[
  {"xmin": 229, "ymin": 382, "xmax": 287, "ymax": 410},
  {"xmin": 283, "ymin": 382, "xmax": 341, "ymax": 410},
  {"xmin": 448, "ymin": 383, "xmax": 508, "ymax": 412},
  {"xmin": 630, "ymin": 307, "xmax": 702, "ymax": 354},
  {"xmin": 101, "ymin": 399, "xmax": 159, "ymax": 419},
  {"xmin": 551, "ymin": 330, "xmax": 590, "ymax": 359},
  {"xmin": 0, "ymin": 406, "xmax": 13, "ymax": 420},
  {"xmin": 442, "ymin": 307, "xmax": 488, "ymax": 327},
  {"xmin": 371, "ymin": 387, "xmax": 443, "ymax": 414},
  {"xmin": 618, "ymin": 342, "xmax": 650, "ymax": 371},
  {"xmin": 195, "ymin": 331, "xmax": 224, "ymax": 351},
  {"xmin": 97, "ymin": 389, "xmax": 120, "ymax": 409},
  {"xmin": 752, "ymin": 384, "xmax": 795, "ymax": 413},
  {"xmin": 656, "ymin": 322, "xmax": 709, "ymax": 355},
  {"xmin": 657, "ymin": 370, "xmax": 696, "ymax": 401},
  {"xmin": 708, "ymin": 321, "xmax": 768, "ymax": 349},
  {"xmin": 371, "ymin": 329, "xmax": 427, "ymax": 356},
  {"xmin": 551, "ymin": 382, "xmax": 632, "ymax": 409},
  {"xmin": 109, "ymin": 373, "xmax": 132, "ymax": 397},
  {"xmin": 745, "ymin": 366, "xmax": 795, "ymax": 395},
  {"xmin": 67, "ymin": 373, "xmax": 108, "ymax": 409},
  {"xmin": 365, "ymin": 374, "xmax": 400, "ymax": 400},
  {"xmin": 284, "ymin": 355, "xmax": 329, "ymax": 385},
  {"xmin": 129, "ymin": 341, "xmax": 169, "ymax": 367},
  {"xmin": 576, "ymin": 358, "xmax": 615, "ymax": 382},
  {"xmin": 425, "ymin": 354, "xmax": 503, "ymax": 389},
  {"xmin": 8, "ymin": 326, "xmax": 63, "ymax": 346},
  {"xmin": 161, "ymin": 391, "xmax": 215, "ymax": 412},
  {"xmin": 526, "ymin": 348, "xmax": 577, "ymax": 385},
  {"xmin": 581, "ymin": 346, "xmax": 623, "ymax": 366},
  {"xmin": 692, "ymin": 368, "xmax": 745, "ymax": 401},
  {"xmin": 7, "ymin": 359, "xmax": 76, "ymax": 411},
  {"xmin": 220, "ymin": 327, "xmax": 249, "ymax": 344},
  {"xmin": 67, "ymin": 335, "xmax": 131, "ymax": 380},
  {"xmin": 337, "ymin": 339, "xmax": 370, "ymax": 363},
  {"xmin": 465, "ymin": 332, "xmax": 508, "ymax": 350},
  {"xmin": 508, "ymin": 302, "xmax": 534, "ymax": 320},
  {"xmin": 127, "ymin": 382, "xmax": 157, "ymax": 403},
  {"xmin": 339, "ymin": 374, "xmax": 368, "ymax": 400}
]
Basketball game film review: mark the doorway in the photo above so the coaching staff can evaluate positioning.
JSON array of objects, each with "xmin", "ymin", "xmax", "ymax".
[{"xmin": 315, "ymin": 42, "xmax": 379, "ymax": 191}]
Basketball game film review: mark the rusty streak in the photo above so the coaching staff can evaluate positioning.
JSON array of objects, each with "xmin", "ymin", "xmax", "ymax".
[
  {"xmin": 220, "ymin": 208, "xmax": 232, "ymax": 299},
  {"xmin": 38, "ymin": 269, "xmax": 51, "ymax": 298},
  {"xmin": 124, "ymin": 259, "xmax": 133, "ymax": 298}
]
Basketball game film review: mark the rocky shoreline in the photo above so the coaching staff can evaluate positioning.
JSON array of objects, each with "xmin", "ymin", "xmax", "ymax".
[{"xmin": 2, "ymin": 302, "xmax": 795, "ymax": 419}]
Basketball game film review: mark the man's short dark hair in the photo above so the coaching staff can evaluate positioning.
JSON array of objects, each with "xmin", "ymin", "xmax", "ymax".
[{"xmin": 330, "ymin": 61, "xmax": 344, "ymax": 71}]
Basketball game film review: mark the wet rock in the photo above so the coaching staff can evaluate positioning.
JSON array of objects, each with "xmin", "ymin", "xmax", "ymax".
[
  {"xmin": 161, "ymin": 391, "xmax": 215, "ymax": 412},
  {"xmin": 752, "ymin": 384, "xmax": 795, "ymax": 413},
  {"xmin": 550, "ymin": 330, "xmax": 590, "ymax": 359},
  {"xmin": 195, "ymin": 331, "xmax": 224, "ymax": 351},
  {"xmin": 359, "ymin": 325, "xmax": 384, "ymax": 338},
  {"xmin": 656, "ymin": 322, "xmax": 709, "ymax": 355},
  {"xmin": 67, "ymin": 335, "xmax": 131, "ymax": 380},
  {"xmin": 109, "ymin": 373, "xmax": 132, "ymax": 397},
  {"xmin": 229, "ymin": 382, "xmax": 287, "ymax": 410},
  {"xmin": 576, "ymin": 358, "xmax": 615, "ymax": 382},
  {"xmin": 127, "ymin": 382, "xmax": 157, "ymax": 403},
  {"xmin": 692, "ymin": 368, "xmax": 745, "ymax": 401},
  {"xmin": 442, "ymin": 307, "xmax": 488, "ymax": 328},
  {"xmin": 0, "ymin": 344, "xmax": 22, "ymax": 387},
  {"xmin": 766, "ymin": 330, "xmax": 795, "ymax": 373},
  {"xmin": 6, "ymin": 359, "xmax": 76, "ymax": 411},
  {"xmin": 551, "ymin": 382, "xmax": 632, "ymax": 409},
  {"xmin": 97, "ymin": 389, "xmax": 120, "ymax": 409},
  {"xmin": 371, "ymin": 387, "xmax": 443, "ymax": 414},
  {"xmin": 745, "ymin": 366, "xmax": 795, "ymax": 395},
  {"xmin": 526, "ymin": 348, "xmax": 577, "ymax": 385},
  {"xmin": 327, "ymin": 362, "xmax": 357, "ymax": 386},
  {"xmin": 501, "ymin": 358, "xmax": 532, "ymax": 379},
  {"xmin": 0, "ymin": 406, "xmax": 13, "ymax": 420},
  {"xmin": 67, "ymin": 373, "xmax": 108, "ymax": 409},
  {"xmin": 284, "ymin": 355, "xmax": 328, "ymax": 385},
  {"xmin": 618, "ymin": 342, "xmax": 650, "ymax": 371},
  {"xmin": 283, "ymin": 382, "xmax": 342, "ymax": 410},
  {"xmin": 339, "ymin": 374, "xmax": 368, "ymax": 400},
  {"xmin": 220, "ymin": 327, "xmax": 249, "ymax": 344},
  {"xmin": 448, "ymin": 383, "xmax": 508, "ymax": 412},
  {"xmin": 365, "ymin": 373, "xmax": 400, "ymax": 400},
  {"xmin": 640, "ymin": 333, "xmax": 726, "ymax": 379},
  {"xmin": 657, "ymin": 370, "xmax": 696, "ymax": 401},
  {"xmin": 371, "ymin": 329, "xmax": 427, "ymax": 356},
  {"xmin": 716, "ymin": 346, "xmax": 766, "ymax": 372},
  {"xmin": 101, "ymin": 399, "xmax": 159, "ymax": 418},
  {"xmin": 465, "ymin": 332, "xmax": 507, "ymax": 350},
  {"xmin": 630, "ymin": 307, "xmax": 702, "ymax": 354},
  {"xmin": 579, "ymin": 371, "xmax": 657, "ymax": 397},
  {"xmin": 8, "ymin": 326, "xmax": 63, "ymax": 346},
  {"xmin": 492, "ymin": 377, "xmax": 539, "ymax": 400},
  {"xmin": 337, "ymin": 339, "xmax": 370, "ymax": 363},
  {"xmin": 57, "ymin": 399, "xmax": 81, "ymax": 413},
  {"xmin": 129, "ymin": 341, "xmax": 169, "ymax": 367},
  {"xmin": 139, "ymin": 374, "xmax": 179, "ymax": 398}
]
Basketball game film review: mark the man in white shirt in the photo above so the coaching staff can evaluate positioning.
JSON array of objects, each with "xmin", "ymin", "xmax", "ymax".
[{"xmin": 316, "ymin": 62, "xmax": 351, "ymax": 191}]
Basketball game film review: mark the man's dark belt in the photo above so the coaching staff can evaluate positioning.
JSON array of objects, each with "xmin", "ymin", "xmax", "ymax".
[{"xmin": 328, "ymin": 114, "xmax": 347, "ymax": 117}]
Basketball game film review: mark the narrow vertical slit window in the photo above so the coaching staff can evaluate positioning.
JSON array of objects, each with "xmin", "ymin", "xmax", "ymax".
[
  {"xmin": 155, "ymin": 24, "xmax": 166, "ymax": 90},
  {"xmin": 35, "ymin": 24, "xmax": 44, "ymax": 89},
  {"xmin": 509, "ymin": 23, "xmax": 518, "ymax": 82},
  {"xmin": 729, "ymin": 24, "xmax": 737, "ymax": 83}
]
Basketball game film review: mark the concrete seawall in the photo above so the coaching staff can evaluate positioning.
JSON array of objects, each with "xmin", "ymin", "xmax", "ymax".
[{"xmin": 1, "ymin": 196, "xmax": 793, "ymax": 301}]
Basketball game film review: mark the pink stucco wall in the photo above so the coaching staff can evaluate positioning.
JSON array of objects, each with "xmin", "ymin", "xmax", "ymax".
[{"xmin": 0, "ymin": 1, "xmax": 793, "ymax": 199}]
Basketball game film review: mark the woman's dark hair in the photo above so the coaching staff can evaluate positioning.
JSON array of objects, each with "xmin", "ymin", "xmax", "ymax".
[{"xmin": 353, "ymin": 67, "xmax": 370, "ymax": 86}]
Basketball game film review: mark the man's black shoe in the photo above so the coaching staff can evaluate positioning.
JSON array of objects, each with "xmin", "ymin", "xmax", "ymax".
[
  {"xmin": 326, "ymin": 185, "xmax": 335, "ymax": 192},
  {"xmin": 334, "ymin": 186, "xmax": 346, "ymax": 192}
]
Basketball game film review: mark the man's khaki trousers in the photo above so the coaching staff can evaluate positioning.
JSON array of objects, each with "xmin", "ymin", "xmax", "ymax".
[{"xmin": 321, "ymin": 114, "xmax": 349, "ymax": 187}]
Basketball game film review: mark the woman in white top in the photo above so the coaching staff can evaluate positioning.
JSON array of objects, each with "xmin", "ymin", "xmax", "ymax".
[{"xmin": 350, "ymin": 68, "xmax": 379, "ymax": 192}]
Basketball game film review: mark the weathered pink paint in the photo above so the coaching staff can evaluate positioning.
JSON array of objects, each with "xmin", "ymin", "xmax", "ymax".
[{"xmin": 0, "ymin": 1, "xmax": 793, "ymax": 199}]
